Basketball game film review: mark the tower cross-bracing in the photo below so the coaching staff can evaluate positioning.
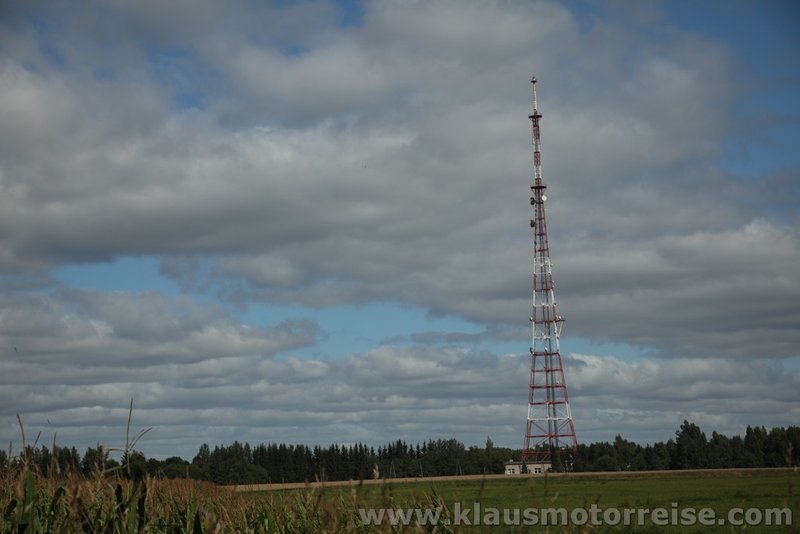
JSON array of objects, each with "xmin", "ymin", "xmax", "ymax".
[{"xmin": 522, "ymin": 76, "xmax": 578, "ymax": 466}]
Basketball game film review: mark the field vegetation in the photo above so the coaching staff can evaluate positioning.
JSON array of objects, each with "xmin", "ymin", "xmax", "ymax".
[{"xmin": 2, "ymin": 457, "xmax": 797, "ymax": 532}]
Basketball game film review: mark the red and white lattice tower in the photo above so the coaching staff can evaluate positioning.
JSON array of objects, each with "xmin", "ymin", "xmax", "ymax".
[{"xmin": 522, "ymin": 76, "xmax": 578, "ymax": 465}]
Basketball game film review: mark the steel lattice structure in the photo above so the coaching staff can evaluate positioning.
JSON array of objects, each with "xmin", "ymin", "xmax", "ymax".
[{"xmin": 522, "ymin": 77, "xmax": 578, "ymax": 465}]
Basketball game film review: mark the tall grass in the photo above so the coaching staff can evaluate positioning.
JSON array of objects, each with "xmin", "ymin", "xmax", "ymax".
[
  {"xmin": 1, "ymin": 406, "xmax": 451, "ymax": 533},
  {"xmin": 1, "ymin": 465, "xmax": 462, "ymax": 533}
]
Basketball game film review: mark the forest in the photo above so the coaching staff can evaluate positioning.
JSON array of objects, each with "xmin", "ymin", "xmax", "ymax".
[{"xmin": 3, "ymin": 421, "xmax": 798, "ymax": 485}]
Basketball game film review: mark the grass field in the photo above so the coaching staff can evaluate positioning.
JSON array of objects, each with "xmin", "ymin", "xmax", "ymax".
[
  {"xmin": 245, "ymin": 469, "xmax": 799, "ymax": 533},
  {"xmin": 2, "ymin": 467, "xmax": 797, "ymax": 532}
]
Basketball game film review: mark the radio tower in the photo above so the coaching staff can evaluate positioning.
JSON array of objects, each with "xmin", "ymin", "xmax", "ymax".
[{"xmin": 522, "ymin": 76, "xmax": 578, "ymax": 466}]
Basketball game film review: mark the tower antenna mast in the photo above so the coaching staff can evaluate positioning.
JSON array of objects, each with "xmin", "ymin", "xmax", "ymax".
[{"xmin": 522, "ymin": 76, "xmax": 578, "ymax": 467}]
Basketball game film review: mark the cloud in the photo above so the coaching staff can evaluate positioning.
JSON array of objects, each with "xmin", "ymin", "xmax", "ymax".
[
  {"xmin": 556, "ymin": 219, "xmax": 800, "ymax": 357},
  {"xmin": 0, "ymin": 289, "xmax": 322, "ymax": 367},
  {"xmin": 0, "ymin": 0, "xmax": 798, "ymax": 456},
  {"xmin": 568, "ymin": 353, "xmax": 800, "ymax": 443},
  {"xmin": 2, "ymin": 306, "xmax": 797, "ymax": 458}
]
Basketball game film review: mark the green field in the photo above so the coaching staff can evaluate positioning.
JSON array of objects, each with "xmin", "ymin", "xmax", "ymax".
[{"xmin": 254, "ymin": 469, "xmax": 799, "ymax": 533}]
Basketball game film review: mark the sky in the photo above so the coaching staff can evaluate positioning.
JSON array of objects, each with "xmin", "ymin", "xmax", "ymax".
[{"xmin": 0, "ymin": 0, "xmax": 798, "ymax": 461}]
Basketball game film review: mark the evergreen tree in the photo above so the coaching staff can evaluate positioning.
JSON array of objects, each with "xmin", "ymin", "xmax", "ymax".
[
  {"xmin": 787, "ymin": 426, "xmax": 800, "ymax": 466},
  {"xmin": 764, "ymin": 427, "xmax": 790, "ymax": 467},
  {"xmin": 707, "ymin": 431, "xmax": 733, "ymax": 468},
  {"xmin": 743, "ymin": 426, "xmax": 767, "ymax": 467},
  {"xmin": 674, "ymin": 420, "xmax": 708, "ymax": 469}
]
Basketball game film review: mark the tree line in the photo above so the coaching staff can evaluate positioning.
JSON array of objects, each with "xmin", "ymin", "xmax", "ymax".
[
  {"xmin": 2, "ymin": 421, "xmax": 797, "ymax": 485},
  {"xmin": 572, "ymin": 421, "xmax": 799, "ymax": 472}
]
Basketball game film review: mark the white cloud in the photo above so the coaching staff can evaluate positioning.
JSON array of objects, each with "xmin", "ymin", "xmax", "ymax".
[
  {"xmin": 0, "ymin": 290, "xmax": 321, "ymax": 367},
  {"xmin": 2, "ymin": 311, "xmax": 797, "ymax": 457}
]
